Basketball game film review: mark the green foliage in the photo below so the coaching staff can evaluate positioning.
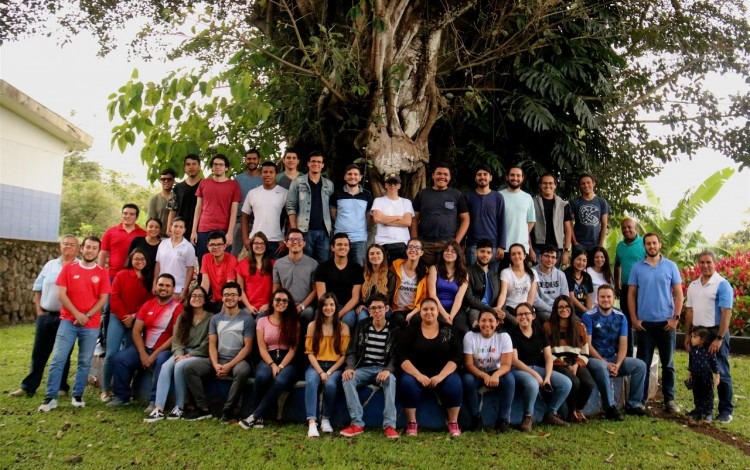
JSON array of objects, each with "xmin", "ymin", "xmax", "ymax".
[
  {"xmin": 60, "ymin": 154, "xmax": 152, "ymax": 237},
  {"xmin": 717, "ymin": 210, "xmax": 750, "ymax": 253}
]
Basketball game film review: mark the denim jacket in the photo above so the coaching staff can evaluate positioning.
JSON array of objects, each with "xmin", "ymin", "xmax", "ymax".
[{"xmin": 286, "ymin": 174, "xmax": 334, "ymax": 233}]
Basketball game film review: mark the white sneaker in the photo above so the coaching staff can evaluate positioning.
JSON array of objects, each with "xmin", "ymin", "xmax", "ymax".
[
  {"xmin": 320, "ymin": 418, "xmax": 333, "ymax": 433},
  {"xmin": 308, "ymin": 423, "xmax": 320, "ymax": 438},
  {"xmin": 167, "ymin": 407, "xmax": 183, "ymax": 420},
  {"xmin": 71, "ymin": 396, "xmax": 86, "ymax": 408},
  {"xmin": 38, "ymin": 398, "xmax": 58, "ymax": 412}
]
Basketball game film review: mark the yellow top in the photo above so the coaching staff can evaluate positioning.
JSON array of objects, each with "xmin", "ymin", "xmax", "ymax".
[{"xmin": 305, "ymin": 334, "xmax": 351, "ymax": 361}]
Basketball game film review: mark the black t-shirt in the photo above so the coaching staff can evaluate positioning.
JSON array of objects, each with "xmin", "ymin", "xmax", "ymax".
[
  {"xmin": 169, "ymin": 181, "xmax": 200, "ymax": 239},
  {"xmin": 314, "ymin": 260, "xmax": 364, "ymax": 307},
  {"xmin": 413, "ymin": 188, "xmax": 468, "ymax": 242},
  {"xmin": 397, "ymin": 324, "xmax": 462, "ymax": 377},
  {"xmin": 541, "ymin": 198, "xmax": 573, "ymax": 246},
  {"xmin": 127, "ymin": 236, "xmax": 161, "ymax": 268},
  {"xmin": 564, "ymin": 269, "xmax": 594, "ymax": 314},
  {"xmin": 308, "ymin": 178, "xmax": 324, "ymax": 231},
  {"xmin": 509, "ymin": 323, "xmax": 548, "ymax": 367}
]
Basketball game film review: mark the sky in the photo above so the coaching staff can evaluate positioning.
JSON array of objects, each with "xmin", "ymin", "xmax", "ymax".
[{"xmin": 1, "ymin": 24, "xmax": 748, "ymax": 244}]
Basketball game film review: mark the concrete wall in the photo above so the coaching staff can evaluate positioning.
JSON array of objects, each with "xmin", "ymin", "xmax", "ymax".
[{"xmin": 0, "ymin": 238, "xmax": 58, "ymax": 323}]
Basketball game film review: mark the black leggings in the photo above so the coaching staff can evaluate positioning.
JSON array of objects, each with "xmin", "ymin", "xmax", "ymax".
[{"xmin": 554, "ymin": 364, "xmax": 595, "ymax": 411}]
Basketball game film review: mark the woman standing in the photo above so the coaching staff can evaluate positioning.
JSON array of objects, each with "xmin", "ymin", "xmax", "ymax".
[
  {"xmin": 497, "ymin": 243, "xmax": 538, "ymax": 327},
  {"xmin": 427, "ymin": 241, "xmax": 469, "ymax": 335},
  {"xmin": 304, "ymin": 293, "xmax": 350, "ymax": 437},
  {"xmin": 586, "ymin": 247, "xmax": 613, "ymax": 306},
  {"xmin": 509, "ymin": 302, "xmax": 573, "ymax": 431},
  {"xmin": 101, "ymin": 248, "xmax": 154, "ymax": 402},
  {"xmin": 357, "ymin": 244, "xmax": 396, "ymax": 322},
  {"xmin": 236, "ymin": 232, "xmax": 274, "ymax": 316},
  {"xmin": 397, "ymin": 298, "xmax": 463, "ymax": 437},
  {"xmin": 128, "ymin": 217, "xmax": 163, "ymax": 270},
  {"xmin": 564, "ymin": 249, "xmax": 594, "ymax": 316},
  {"xmin": 462, "ymin": 310, "xmax": 515, "ymax": 432},
  {"xmin": 145, "ymin": 286, "xmax": 212, "ymax": 422},
  {"xmin": 154, "ymin": 217, "xmax": 197, "ymax": 302},
  {"xmin": 543, "ymin": 295, "xmax": 595, "ymax": 423},
  {"xmin": 239, "ymin": 288, "xmax": 300, "ymax": 429}
]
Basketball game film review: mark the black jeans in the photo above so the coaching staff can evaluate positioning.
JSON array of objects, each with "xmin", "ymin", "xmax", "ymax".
[{"xmin": 21, "ymin": 312, "xmax": 72, "ymax": 395}]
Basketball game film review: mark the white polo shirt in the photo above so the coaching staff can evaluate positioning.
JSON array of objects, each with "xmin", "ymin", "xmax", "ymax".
[{"xmin": 685, "ymin": 272, "xmax": 734, "ymax": 327}]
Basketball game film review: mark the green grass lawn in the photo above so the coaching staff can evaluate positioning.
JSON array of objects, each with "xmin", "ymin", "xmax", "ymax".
[{"xmin": 1, "ymin": 325, "xmax": 748, "ymax": 469}]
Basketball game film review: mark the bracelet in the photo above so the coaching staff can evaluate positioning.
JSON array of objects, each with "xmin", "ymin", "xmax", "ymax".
[
  {"xmin": 319, "ymin": 371, "xmax": 325, "ymax": 375},
  {"xmin": 267, "ymin": 361, "xmax": 273, "ymax": 366}
]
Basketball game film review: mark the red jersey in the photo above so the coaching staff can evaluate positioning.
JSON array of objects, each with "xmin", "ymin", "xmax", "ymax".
[
  {"xmin": 101, "ymin": 223, "xmax": 147, "ymax": 278},
  {"xmin": 110, "ymin": 269, "xmax": 154, "ymax": 321},
  {"xmin": 136, "ymin": 298, "xmax": 183, "ymax": 350},
  {"xmin": 196, "ymin": 178, "xmax": 242, "ymax": 232},
  {"xmin": 201, "ymin": 253, "xmax": 238, "ymax": 302},
  {"xmin": 56, "ymin": 261, "xmax": 112, "ymax": 329}
]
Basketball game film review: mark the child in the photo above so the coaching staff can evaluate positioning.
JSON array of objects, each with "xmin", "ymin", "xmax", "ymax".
[{"xmin": 686, "ymin": 327, "xmax": 720, "ymax": 424}]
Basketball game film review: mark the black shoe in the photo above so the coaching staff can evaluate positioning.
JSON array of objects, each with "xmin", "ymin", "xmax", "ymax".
[
  {"xmin": 494, "ymin": 419, "xmax": 510, "ymax": 433},
  {"xmin": 625, "ymin": 405, "xmax": 647, "ymax": 416},
  {"xmin": 184, "ymin": 408, "xmax": 213, "ymax": 421},
  {"xmin": 470, "ymin": 415, "xmax": 483, "ymax": 431},
  {"xmin": 220, "ymin": 411, "xmax": 235, "ymax": 425},
  {"xmin": 605, "ymin": 406, "xmax": 624, "ymax": 421}
]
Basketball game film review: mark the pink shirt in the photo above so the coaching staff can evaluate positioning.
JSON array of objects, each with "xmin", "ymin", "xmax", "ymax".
[{"xmin": 256, "ymin": 316, "xmax": 293, "ymax": 351}]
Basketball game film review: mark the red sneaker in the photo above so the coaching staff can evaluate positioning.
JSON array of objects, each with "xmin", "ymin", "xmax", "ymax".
[
  {"xmin": 340, "ymin": 424, "xmax": 365, "ymax": 437},
  {"xmin": 405, "ymin": 421, "xmax": 418, "ymax": 436},
  {"xmin": 447, "ymin": 421, "xmax": 461, "ymax": 437},
  {"xmin": 383, "ymin": 426, "xmax": 399, "ymax": 439}
]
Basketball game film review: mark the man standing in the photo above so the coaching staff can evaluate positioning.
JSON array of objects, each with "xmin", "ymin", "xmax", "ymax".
[
  {"xmin": 532, "ymin": 245, "xmax": 570, "ymax": 322},
  {"xmin": 464, "ymin": 239, "xmax": 504, "ymax": 330},
  {"xmin": 340, "ymin": 294, "xmax": 400, "ymax": 439},
  {"xmin": 183, "ymin": 281, "xmax": 254, "ymax": 422},
  {"xmin": 411, "ymin": 163, "xmax": 469, "ymax": 265},
  {"xmin": 465, "ymin": 164, "xmax": 506, "ymax": 267},
  {"xmin": 200, "ymin": 232, "xmax": 239, "ymax": 312},
  {"xmin": 583, "ymin": 285, "xmax": 646, "ymax": 417},
  {"xmin": 241, "ymin": 161, "xmax": 288, "ymax": 259},
  {"xmin": 273, "ymin": 229, "xmax": 318, "ymax": 325},
  {"xmin": 684, "ymin": 250, "xmax": 735, "ymax": 423},
  {"xmin": 628, "ymin": 233, "xmax": 683, "ymax": 413},
  {"xmin": 167, "ymin": 154, "xmax": 203, "ymax": 240},
  {"xmin": 108, "ymin": 274, "xmax": 182, "ymax": 409},
  {"xmin": 330, "ymin": 164, "xmax": 373, "ymax": 266},
  {"xmin": 191, "ymin": 154, "xmax": 242, "ymax": 262},
  {"xmin": 148, "ymin": 169, "xmax": 176, "ymax": 234},
  {"xmin": 314, "ymin": 233, "xmax": 363, "ymax": 330},
  {"xmin": 570, "ymin": 174, "xmax": 610, "ymax": 252},
  {"xmin": 232, "ymin": 148, "xmax": 262, "ymax": 256},
  {"xmin": 498, "ymin": 166, "xmax": 535, "ymax": 267},
  {"xmin": 10, "ymin": 235, "xmax": 79, "ymax": 398},
  {"xmin": 370, "ymin": 173, "xmax": 414, "ymax": 262},
  {"xmin": 39, "ymin": 236, "xmax": 111, "ymax": 412},
  {"xmin": 614, "ymin": 217, "xmax": 645, "ymax": 357},
  {"xmin": 287, "ymin": 151, "xmax": 335, "ymax": 263},
  {"xmin": 531, "ymin": 173, "xmax": 572, "ymax": 266},
  {"xmin": 276, "ymin": 147, "xmax": 303, "ymax": 190}
]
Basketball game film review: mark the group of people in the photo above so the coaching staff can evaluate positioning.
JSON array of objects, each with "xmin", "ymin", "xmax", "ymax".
[{"xmin": 10, "ymin": 151, "xmax": 736, "ymax": 439}]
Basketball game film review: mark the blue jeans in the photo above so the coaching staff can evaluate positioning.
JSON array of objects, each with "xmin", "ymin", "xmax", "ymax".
[
  {"xmin": 715, "ymin": 334, "xmax": 734, "ymax": 415},
  {"xmin": 586, "ymin": 358, "xmax": 615, "ymax": 408},
  {"xmin": 511, "ymin": 366, "xmax": 572, "ymax": 415},
  {"xmin": 251, "ymin": 358, "xmax": 299, "ymax": 419},
  {"xmin": 340, "ymin": 309, "xmax": 357, "ymax": 330},
  {"xmin": 21, "ymin": 313, "xmax": 71, "ymax": 395},
  {"xmin": 304, "ymin": 361, "xmax": 342, "ymax": 420},
  {"xmin": 342, "ymin": 365, "xmax": 397, "ymax": 428},
  {"xmin": 112, "ymin": 345, "xmax": 172, "ymax": 402},
  {"xmin": 461, "ymin": 371, "xmax": 515, "ymax": 422},
  {"xmin": 348, "ymin": 241, "xmax": 366, "ymax": 267},
  {"xmin": 46, "ymin": 320, "xmax": 98, "ymax": 399},
  {"xmin": 102, "ymin": 314, "xmax": 134, "ymax": 393},
  {"xmin": 303, "ymin": 229, "xmax": 330, "ymax": 263},
  {"xmin": 610, "ymin": 356, "xmax": 647, "ymax": 408},
  {"xmin": 154, "ymin": 354, "xmax": 200, "ymax": 409},
  {"xmin": 399, "ymin": 371, "xmax": 463, "ymax": 409},
  {"xmin": 636, "ymin": 321, "xmax": 676, "ymax": 403}
]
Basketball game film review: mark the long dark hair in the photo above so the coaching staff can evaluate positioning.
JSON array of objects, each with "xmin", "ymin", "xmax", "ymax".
[
  {"xmin": 406, "ymin": 237, "xmax": 429, "ymax": 281},
  {"xmin": 311, "ymin": 292, "xmax": 344, "ymax": 356},
  {"xmin": 547, "ymin": 295, "xmax": 582, "ymax": 348},
  {"xmin": 176, "ymin": 286, "xmax": 209, "ymax": 346},
  {"xmin": 248, "ymin": 231, "xmax": 273, "ymax": 276},
  {"xmin": 588, "ymin": 246, "xmax": 613, "ymax": 285},
  {"xmin": 437, "ymin": 240, "xmax": 467, "ymax": 285},
  {"xmin": 125, "ymin": 247, "xmax": 153, "ymax": 291},
  {"xmin": 507, "ymin": 243, "xmax": 535, "ymax": 279},
  {"xmin": 269, "ymin": 287, "xmax": 299, "ymax": 348}
]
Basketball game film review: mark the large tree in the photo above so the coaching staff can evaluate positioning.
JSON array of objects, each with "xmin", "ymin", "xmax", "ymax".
[{"xmin": 4, "ymin": 1, "xmax": 749, "ymax": 208}]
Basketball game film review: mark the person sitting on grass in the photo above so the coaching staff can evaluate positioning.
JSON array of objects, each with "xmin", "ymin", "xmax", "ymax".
[
  {"xmin": 397, "ymin": 297, "xmax": 464, "ymax": 437},
  {"xmin": 144, "ymin": 286, "xmax": 212, "ymax": 422},
  {"xmin": 462, "ymin": 309, "xmax": 515, "ymax": 433},
  {"xmin": 304, "ymin": 293, "xmax": 350, "ymax": 437},
  {"xmin": 182, "ymin": 281, "xmax": 254, "ymax": 423},
  {"xmin": 239, "ymin": 288, "xmax": 300, "ymax": 429},
  {"xmin": 340, "ymin": 294, "xmax": 400, "ymax": 439}
]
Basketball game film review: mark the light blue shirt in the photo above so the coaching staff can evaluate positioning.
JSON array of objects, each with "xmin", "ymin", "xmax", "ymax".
[
  {"xmin": 33, "ymin": 257, "xmax": 79, "ymax": 312},
  {"xmin": 628, "ymin": 256, "xmax": 682, "ymax": 321},
  {"xmin": 498, "ymin": 189, "xmax": 535, "ymax": 251},
  {"xmin": 234, "ymin": 173, "xmax": 262, "ymax": 220}
]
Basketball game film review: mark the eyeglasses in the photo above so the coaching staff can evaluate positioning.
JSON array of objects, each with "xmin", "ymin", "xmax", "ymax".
[
  {"xmin": 287, "ymin": 237, "xmax": 304, "ymax": 244},
  {"xmin": 557, "ymin": 305, "xmax": 571, "ymax": 311},
  {"xmin": 160, "ymin": 177, "xmax": 175, "ymax": 182},
  {"xmin": 273, "ymin": 298, "xmax": 289, "ymax": 303},
  {"xmin": 444, "ymin": 248, "xmax": 457, "ymax": 254},
  {"xmin": 190, "ymin": 294, "xmax": 205, "ymax": 299},
  {"xmin": 223, "ymin": 293, "xmax": 239, "ymax": 298},
  {"xmin": 516, "ymin": 311, "xmax": 534, "ymax": 317},
  {"xmin": 208, "ymin": 243, "xmax": 225, "ymax": 248},
  {"xmin": 407, "ymin": 245, "xmax": 422, "ymax": 251},
  {"xmin": 132, "ymin": 257, "xmax": 147, "ymax": 263}
]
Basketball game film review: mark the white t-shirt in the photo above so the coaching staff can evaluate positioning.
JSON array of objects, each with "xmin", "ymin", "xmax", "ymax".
[
  {"xmin": 394, "ymin": 266, "xmax": 418, "ymax": 310},
  {"xmin": 500, "ymin": 268, "xmax": 538, "ymax": 308},
  {"xmin": 463, "ymin": 331, "xmax": 514, "ymax": 372},
  {"xmin": 240, "ymin": 184, "xmax": 288, "ymax": 242},
  {"xmin": 586, "ymin": 267, "xmax": 607, "ymax": 306},
  {"xmin": 371, "ymin": 196, "xmax": 414, "ymax": 244},
  {"xmin": 155, "ymin": 238, "xmax": 197, "ymax": 293}
]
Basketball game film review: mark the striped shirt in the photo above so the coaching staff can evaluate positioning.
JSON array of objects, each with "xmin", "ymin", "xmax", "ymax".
[{"xmin": 363, "ymin": 324, "xmax": 390, "ymax": 366}]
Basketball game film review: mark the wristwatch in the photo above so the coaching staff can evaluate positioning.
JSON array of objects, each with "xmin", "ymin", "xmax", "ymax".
[{"xmin": 717, "ymin": 335, "xmax": 724, "ymax": 341}]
